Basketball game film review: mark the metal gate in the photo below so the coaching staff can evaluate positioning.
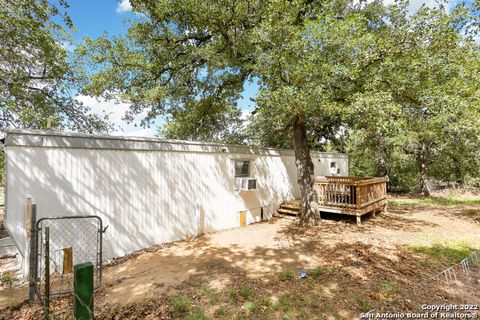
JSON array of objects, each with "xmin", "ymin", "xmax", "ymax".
[{"xmin": 35, "ymin": 215, "xmax": 105, "ymax": 296}]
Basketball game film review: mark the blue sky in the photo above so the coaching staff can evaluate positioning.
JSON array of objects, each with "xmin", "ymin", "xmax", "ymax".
[
  {"xmin": 68, "ymin": 0, "xmax": 130, "ymax": 38},
  {"xmin": 68, "ymin": 0, "xmax": 462, "ymax": 137}
]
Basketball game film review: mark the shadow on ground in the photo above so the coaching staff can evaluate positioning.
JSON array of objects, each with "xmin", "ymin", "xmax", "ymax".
[{"xmin": 1, "ymin": 203, "xmax": 479, "ymax": 320}]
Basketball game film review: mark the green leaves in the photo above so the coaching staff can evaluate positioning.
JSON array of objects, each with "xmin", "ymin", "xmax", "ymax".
[
  {"xmin": 0, "ymin": 0, "xmax": 110, "ymax": 132},
  {"xmin": 74, "ymin": 0, "xmax": 479, "ymax": 190},
  {"xmin": 78, "ymin": 0, "xmax": 262, "ymax": 132},
  {"xmin": 78, "ymin": 1, "xmax": 387, "ymax": 141},
  {"xmin": 347, "ymin": 0, "xmax": 480, "ymax": 190}
]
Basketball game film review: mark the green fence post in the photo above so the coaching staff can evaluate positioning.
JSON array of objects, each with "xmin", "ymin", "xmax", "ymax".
[
  {"xmin": 44, "ymin": 227, "xmax": 50, "ymax": 320},
  {"xmin": 28, "ymin": 204, "xmax": 37, "ymax": 301},
  {"xmin": 74, "ymin": 262, "xmax": 94, "ymax": 320}
]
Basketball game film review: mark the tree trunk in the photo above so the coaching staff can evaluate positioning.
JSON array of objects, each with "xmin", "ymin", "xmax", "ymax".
[
  {"xmin": 452, "ymin": 154, "xmax": 464, "ymax": 185},
  {"xmin": 418, "ymin": 141, "xmax": 430, "ymax": 197},
  {"xmin": 377, "ymin": 143, "xmax": 388, "ymax": 176},
  {"xmin": 377, "ymin": 142, "xmax": 389, "ymax": 191},
  {"xmin": 292, "ymin": 115, "xmax": 321, "ymax": 225},
  {"xmin": 378, "ymin": 154, "xmax": 388, "ymax": 177}
]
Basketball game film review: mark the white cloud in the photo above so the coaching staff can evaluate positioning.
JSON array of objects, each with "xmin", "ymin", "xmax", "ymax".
[
  {"xmin": 240, "ymin": 109, "xmax": 251, "ymax": 121},
  {"xmin": 116, "ymin": 0, "xmax": 132, "ymax": 13},
  {"xmin": 76, "ymin": 95, "xmax": 157, "ymax": 137}
]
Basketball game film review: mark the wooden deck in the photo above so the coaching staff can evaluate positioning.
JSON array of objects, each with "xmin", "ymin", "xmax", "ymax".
[
  {"xmin": 315, "ymin": 176, "xmax": 388, "ymax": 224},
  {"xmin": 276, "ymin": 176, "xmax": 388, "ymax": 224}
]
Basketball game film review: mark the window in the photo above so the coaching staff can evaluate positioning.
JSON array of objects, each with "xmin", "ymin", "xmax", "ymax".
[
  {"xmin": 330, "ymin": 161, "xmax": 336, "ymax": 168},
  {"xmin": 235, "ymin": 160, "xmax": 250, "ymax": 177}
]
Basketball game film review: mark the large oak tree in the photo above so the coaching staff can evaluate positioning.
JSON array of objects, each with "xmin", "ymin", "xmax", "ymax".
[{"xmin": 77, "ymin": 0, "xmax": 387, "ymax": 224}]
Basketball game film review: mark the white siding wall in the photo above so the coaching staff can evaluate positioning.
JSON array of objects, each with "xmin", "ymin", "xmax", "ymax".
[{"xmin": 4, "ymin": 133, "xmax": 348, "ymax": 272}]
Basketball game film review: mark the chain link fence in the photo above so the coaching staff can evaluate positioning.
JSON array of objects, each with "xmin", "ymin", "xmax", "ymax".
[
  {"xmin": 359, "ymin": 251, "xmax": 480, "ymax": 319},
  {"xmin": 35, "ymin": 215, "xmax": 105, "ymax": 297}
]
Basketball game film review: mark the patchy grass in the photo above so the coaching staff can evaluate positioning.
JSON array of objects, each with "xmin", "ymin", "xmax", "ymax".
[
  {"xmin": 0, "ymin": 272, "xmax": 14, "ymax": 288},
  {"xmin": 238, "ymin": 286, "xmax": 252, "ymax": 300},
  {"xmin": 214, "ymin": 306, "xmax": 227, "ymax": 317},
  {"xmin": 5, "ymin": 244, "xmax": 480, "ymax": 319},
  {"xmin": 227, "ymin": 288, "xmax": 239, "ymax": 301},
  {"xmin": 356, "ymin": 296, "xmax": 373, "ymax": 312},
  {"xmin": 306, "ymin": 278, "xmax": 315, "ymax": 288},
  {"xmin": 272, "ymin": 293, "xmax": 293, "ymax": 312},
  {"xmin": 388, "ymin": 197, "xmax": 480, "ymax": 207},
  {"xmin": 411, "ymin": 241, "xmax": 477, "ymax": 264},
  {"xmin": 309, "ymin": 266, "xmax": 326, "ymax": 279},
  {"xmin": 3, "ymin": 197, "xmax": 480, "ymax": 320},
  {"xmin": 227, "ymin": 285, "xmax": 252, "ymax": 302},
  {"xmin": 278, "ymin": 269, "xmax": 295, "ymax": 281},
  {"xmin": 198, "ymin": 284, "xmax": 220, "ymax": 305},
  {"xmin": 185, "ymin": 310, "xmax": 207, "ymax": 320},
  {"xmin": 464, "ymin": 208, "xmax": 480, "ymax": 217},
  {"xmin": 330, "ymin": 311, "xmax": 341, "ymax": 320},
  {"xmin": 242, "ymin": 301, "xmax": 258, "ymax": 314},
  {"xmin": 171, "ymin": 295, "xmax": 190, "ymax": 313},
  {"xmin": 259, "ymin": 296, "xmax": 272, "ymax": 307},
  {"xmin": 378, "ymin": 281, "xmax": 401, "ymax": 298}
]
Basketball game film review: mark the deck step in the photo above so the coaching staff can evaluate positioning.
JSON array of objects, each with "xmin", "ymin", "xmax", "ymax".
[
  {"xmin": 275, "ymin": 199, "xmax": 301, "ymax": 219},
  {"xmin": 276, "ymin": 208, "xmax": 300, "ymax": 216},
  {"xmin": 274, "ymin": 211, "xmax": 298, "ymax": 220},
  {"xmin": 280, "ymin": 204, "xmax": 301, "ymax": 211},
  {"xmin": 282, "ymin": 200, "xmax": 301, "ymax": 207}
]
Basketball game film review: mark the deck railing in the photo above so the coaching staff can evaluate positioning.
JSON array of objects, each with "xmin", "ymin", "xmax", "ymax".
[{"xmin": 314, "ymin": 176, "xmax": 388, "ymax": 211}]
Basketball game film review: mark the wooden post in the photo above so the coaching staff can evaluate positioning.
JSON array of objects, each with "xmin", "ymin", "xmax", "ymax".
[
  {"xmin": 356, "ymin": 216, "xmax": 361, "ymax": 225},
  {"xmin": 355, "ymin": 185, "xmax": 361, "ymax": 210},
  {"xmin": 25, "ymin": 198, "xmax": 32, "ymax": 238},
  {"xmin": 44, "ymin": 227, "xmax": 50, "ymax": 320},
  {"xmin": 28, "ymin": 204, "xmax": 37, "ymax": 300},
  {"xmin": 63, "ymin": 247, "xmax": 73, "ymax": 274}
]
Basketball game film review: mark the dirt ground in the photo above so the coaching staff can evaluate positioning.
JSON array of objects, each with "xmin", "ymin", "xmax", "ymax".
[
  {"xmin": 98, "ymin": 205, "xmax": 480, "ymax": 305},
  {"xmin": 1, "ymin": 198, "xmax": 479, "ymax": 319}
]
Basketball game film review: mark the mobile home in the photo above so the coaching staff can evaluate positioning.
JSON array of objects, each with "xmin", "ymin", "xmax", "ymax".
[{"xmin": 3, "ymin": 129, "xmax": 348, "ymax": 272}]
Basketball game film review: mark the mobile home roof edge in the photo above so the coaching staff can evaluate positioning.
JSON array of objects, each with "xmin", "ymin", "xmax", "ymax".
[{"xmin": 3, "ymin": 129, "xmax": 348, "ymax": 158}]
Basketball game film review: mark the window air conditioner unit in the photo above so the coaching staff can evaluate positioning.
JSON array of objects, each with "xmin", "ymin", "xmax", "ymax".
[
  {"xmin": 235, "ymin": 177, "xmax": 257, "ymax": 191},
  {"xmin": 329, "ymin": 165, "xmax": 340, "ymax": 175}
]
